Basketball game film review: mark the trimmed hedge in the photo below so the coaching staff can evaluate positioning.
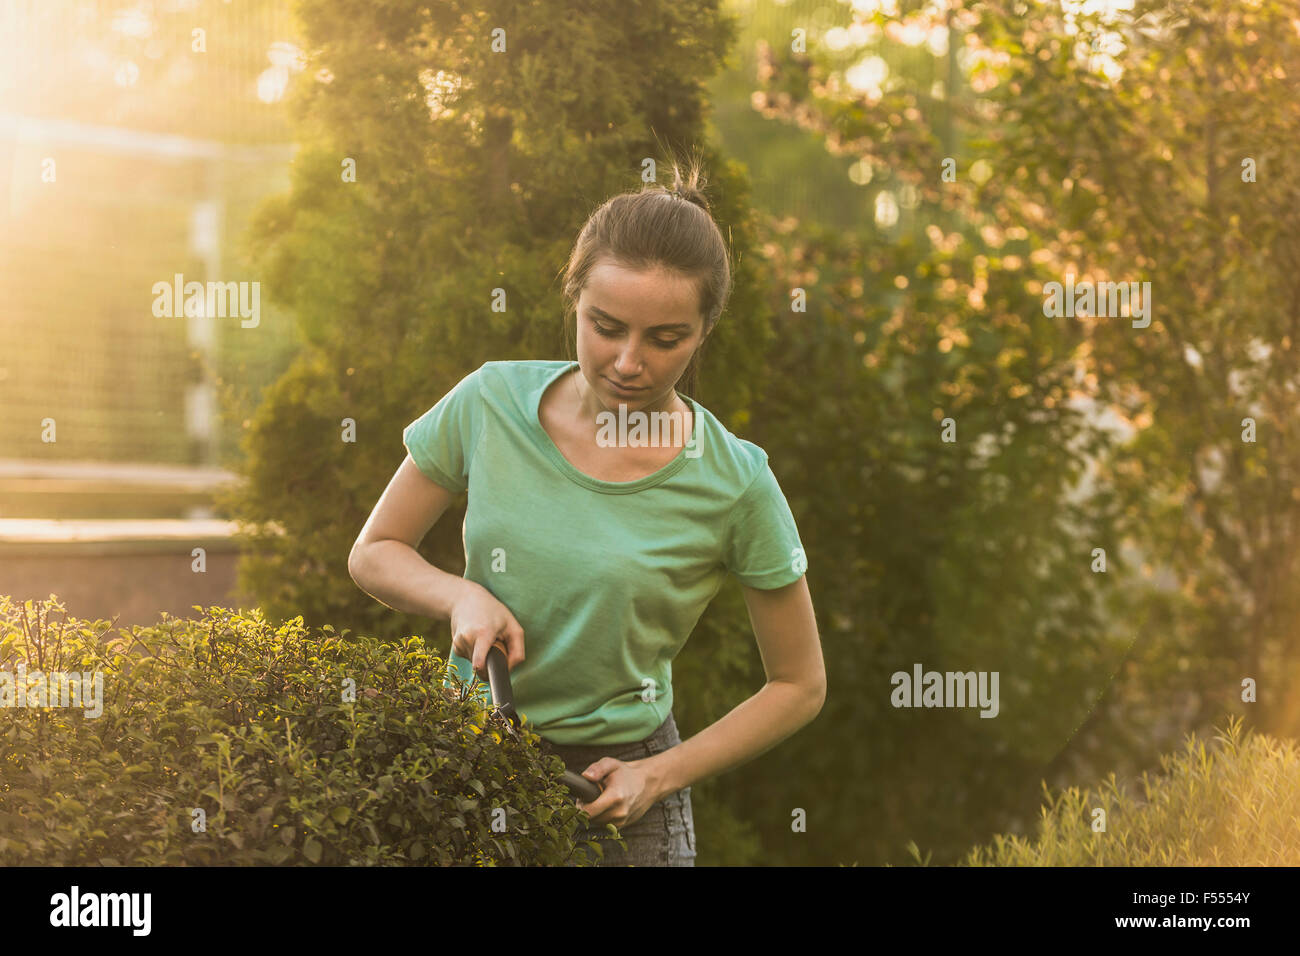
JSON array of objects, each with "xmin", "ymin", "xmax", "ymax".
[
  {"xmin": 0, "ymin": 596, "xmax": 612, "ymax": 865},
  {"xmin": 944, "ymin": 716, "xmax": 1300, "ymax": 866}
]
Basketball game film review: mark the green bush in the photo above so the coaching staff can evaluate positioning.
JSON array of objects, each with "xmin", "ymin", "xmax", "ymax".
[
  {"xmin": 949, "ymin": 717, "xmax": 1300, "ymax": 866},
  {"xmin": 227, "ymin": 0, "xmax": 775, "ymax": 865},
  {"xmin": 0, "ymin": 596, "xmax": 608, "ymax": 865}
]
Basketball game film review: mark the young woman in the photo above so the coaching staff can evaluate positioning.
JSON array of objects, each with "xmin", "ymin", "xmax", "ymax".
[{"xmin": 348, "ymin": 159, "xmax": 825, "ymax": 866}]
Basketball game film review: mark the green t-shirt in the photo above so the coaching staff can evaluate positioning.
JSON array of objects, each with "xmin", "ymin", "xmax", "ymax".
[{"xmin": 402, "ymin": 359, "xmax": 805, "ymax": 745}]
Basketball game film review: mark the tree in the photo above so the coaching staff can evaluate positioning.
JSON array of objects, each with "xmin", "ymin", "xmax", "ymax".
[
  {"xmin": 708, "ymin": 0, "xmax": 1299, "ymax": 864},
  {"xmin": 223, "ymin": 0, "xmax": 780, "ymax": 864},
  {"xmin": 975, "ymin": 0, "xmax": 1300, "ymax": 744}
]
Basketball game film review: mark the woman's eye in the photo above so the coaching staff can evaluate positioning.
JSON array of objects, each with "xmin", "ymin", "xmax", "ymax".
[{"xmin": 592, "ymin": 320, "xmax": 680, "ymax": 348}]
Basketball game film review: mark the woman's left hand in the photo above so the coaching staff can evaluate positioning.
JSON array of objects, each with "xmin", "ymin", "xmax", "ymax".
[{"xmin": 575, "ymin": 756, "xmax": 665, "ymax": 828}]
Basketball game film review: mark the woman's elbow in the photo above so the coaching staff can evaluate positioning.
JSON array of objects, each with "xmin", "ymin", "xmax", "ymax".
[
  {"xmin": 806, "ymin": 679, "xmax": 827, "ymax": 717},
  {"xmin": 347, "ymin": 543, "xmax": 369, "ymax": 584},
  {"xmin": 786, "ymin": 673, "xmax": 825, "ymax": 721}
]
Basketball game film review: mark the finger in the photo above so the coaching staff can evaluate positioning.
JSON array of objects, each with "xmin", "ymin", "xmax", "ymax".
[
  {"xmin": 472, "ymin": 633, "xmax": 495, "ymax": 678},
  {"xmin": 504, "ymin": 621, "xmax": 525, "ymax": 669},
  {"xmin": 451, "ymin": 636, "xmax": 470, "ymax": 673},
  {"xmin": 574, "ymin": 761, "xmax": 616, "ymax": 816},
  {"xmin": 581, "ymin": 758, "xmax": 618, "ymax": 784},
  {"xmin": 577, "ymin": 789, "xmax": 618, "ymax": 824}
]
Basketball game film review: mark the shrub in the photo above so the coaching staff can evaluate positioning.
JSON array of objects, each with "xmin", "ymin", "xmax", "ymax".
[
  {"xmin": 229, "ymin": 0, "xmax": 774, "ymax": 865},
  {"xmin": 949, "ymin": 717, "xmax": 1300, "ymax": 866},
  {"xmin": 0, "ymin": 596, "xmax": 608, "ymax": 865}
]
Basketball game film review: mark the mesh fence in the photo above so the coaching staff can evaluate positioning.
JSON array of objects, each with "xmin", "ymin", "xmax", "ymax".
[{"xmin": 0, "ymin": 0, "xmax": 304, "ymax": 471}]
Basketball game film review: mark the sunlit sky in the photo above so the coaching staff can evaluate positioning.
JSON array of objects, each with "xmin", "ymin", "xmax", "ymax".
[{"xmin": 0, "ymin": 1, "xmax": 1141, "ymax": 121}]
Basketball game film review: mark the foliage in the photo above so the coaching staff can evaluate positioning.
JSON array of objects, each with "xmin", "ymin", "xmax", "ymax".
[
  {"xmin": 0, "ymin": 597, "xmax": 602, "ymax": 866},
  {"xmin": 969, "ymin": 0, "xmax": 1300, "ymax": 743},
  {"xmin": 706, "ymin": 0, "xmax": 1300, "ymax": 865},
  {"xmin": 223, "ymin": 0, "xmax": 779, "ymax": 864},
  {"xmin": 213, "ymin": 0, "xmax": 1300, "ymax": 868},
  {"xmin": 957, "ymin": 717, "xmax": 1300, "ymax": 865}
]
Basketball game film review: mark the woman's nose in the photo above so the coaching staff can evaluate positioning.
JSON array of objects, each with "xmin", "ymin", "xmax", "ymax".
[{"xmin": 615, "ymin": 344, "xmax": 644, "ymax": 375}]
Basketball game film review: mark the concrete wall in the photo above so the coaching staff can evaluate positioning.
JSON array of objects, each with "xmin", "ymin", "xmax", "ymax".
[{"xmin": 0, "ymin": 519, "xmax": 251, "ymax": 632}]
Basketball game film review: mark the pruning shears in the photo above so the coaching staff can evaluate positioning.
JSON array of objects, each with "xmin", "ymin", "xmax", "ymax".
[{"xmin": 484, "ymin": 642, "xmax": 604, "ymax": 804}]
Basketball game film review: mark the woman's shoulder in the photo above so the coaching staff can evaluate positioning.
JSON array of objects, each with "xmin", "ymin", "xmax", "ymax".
[
  {"xmin": 453, "ymin": 359, "xmax": 572, "ymax": 398},
  {"xmin": 684, "ymin": 397, "xmax": 774, "ymax": 490},
  {"xmin": 474, "ymin": 358, "xmax": 571, "ymax": 378},
  {"xmin": 472, "ymin": 359, "xmax": 573, "ymax": 390},
  {"xmin": 480, "ymin": 358, "xmax": 573, "ymax": 372}
]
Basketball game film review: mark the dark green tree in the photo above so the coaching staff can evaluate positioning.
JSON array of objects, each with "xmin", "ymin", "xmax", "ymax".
[
  {"xmin": 224, "ymin": 0, "xmax": 787, "ymax": 863},
  {"xmin": 973, "ymin": 0, "xmax": 1300, "ymax": 746},
  {"xmin": 704, "ymin": 0, "xmax": 1300, "ymax": 865}
]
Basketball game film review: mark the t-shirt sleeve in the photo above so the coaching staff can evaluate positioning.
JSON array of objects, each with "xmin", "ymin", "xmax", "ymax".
[
  {"xmin": 402, "ymin": 365, "xmax": 486, "ymax": 493},
  {"xmin": 723, "ymin": 460, "xmax": 807, "ymax": 589}
]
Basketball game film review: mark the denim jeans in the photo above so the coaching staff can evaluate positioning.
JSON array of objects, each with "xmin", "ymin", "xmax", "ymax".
[{"xmin": 539, "ymin": 712, "xmax": 696, "ymax": 867}]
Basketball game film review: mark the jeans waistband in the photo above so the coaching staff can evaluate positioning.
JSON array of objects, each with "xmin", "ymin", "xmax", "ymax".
[{"xmin": 538, "ymin": 712, "xmax": 679, "ymax": 764}]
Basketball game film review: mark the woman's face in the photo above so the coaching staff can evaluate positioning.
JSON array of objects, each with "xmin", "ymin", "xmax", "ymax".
[{"xmin": 574, "ymin": 258, "xmax": 705, "ymax": 412}]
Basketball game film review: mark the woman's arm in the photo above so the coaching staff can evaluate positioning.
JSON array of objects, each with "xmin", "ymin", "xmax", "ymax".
[
  {"xmin": 647, "ymin": 575, "xmax": 825, "ymax": 800},
  {"xmin": 348, "ymin": 455, "xmax": 473, "ymax": 621},
  {"xmin": 349, "ymin": 455, "xmax": 527, "ymax": 674}
]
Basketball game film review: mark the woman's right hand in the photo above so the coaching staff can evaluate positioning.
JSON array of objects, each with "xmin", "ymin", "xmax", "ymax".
[{"xmin": 449, "ymin": 580, "xmax": 526, "ymax": 678}]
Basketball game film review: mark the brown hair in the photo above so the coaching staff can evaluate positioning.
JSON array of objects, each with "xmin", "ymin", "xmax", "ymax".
[{"xmin": 560, "ymin": 156, "xmax": 733, "ymax": 398}]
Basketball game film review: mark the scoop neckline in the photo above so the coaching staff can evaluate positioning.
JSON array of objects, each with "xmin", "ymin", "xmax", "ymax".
[{"xmin": 534, "ymin": 361, "xmax": 701, "ymax": 494}]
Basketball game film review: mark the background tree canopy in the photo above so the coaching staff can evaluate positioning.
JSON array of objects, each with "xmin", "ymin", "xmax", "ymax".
[{"xmin": 221, "ymin": 0, "xmax": 1300, "ymax": 865}]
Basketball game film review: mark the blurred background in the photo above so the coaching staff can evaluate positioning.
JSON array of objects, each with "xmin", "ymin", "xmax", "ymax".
[
  {"xmin": 1, "ymin": 0, "xmax": 302, "ymax": 623},
  {"xmin": 3, "ymin": 0, "xmax": 1298, "ymax": 866}
]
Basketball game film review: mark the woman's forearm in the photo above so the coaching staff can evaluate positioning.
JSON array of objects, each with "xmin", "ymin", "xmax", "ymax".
[
  {"xmin": 650, "ymin": 679, "xmax": 824, "ymax": 799},
  {"xmin": 349, "ymin": 539, "xmax": 473, "ymax": 622}
]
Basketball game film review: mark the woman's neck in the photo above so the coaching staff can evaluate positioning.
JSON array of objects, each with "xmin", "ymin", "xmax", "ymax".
[{"xmin": 569, "ymin": 369, "xmax": 689, "ymax": 438}]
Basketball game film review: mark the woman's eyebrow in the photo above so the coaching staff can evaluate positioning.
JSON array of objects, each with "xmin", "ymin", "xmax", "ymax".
[{"xmin": 588, "ymin": 305, "xmax": 693, "ymax": 332}]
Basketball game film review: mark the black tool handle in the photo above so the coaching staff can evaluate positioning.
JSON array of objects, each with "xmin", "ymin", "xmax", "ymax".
[
  {"xmin": 484, "ymin": 641, "xmax": 518, "ymax": 725},
  {"xmin": 485, "ymin": 643, "xmax": 604, "ymax": 804},
  {"xmin": 560, "ymin": 770, "xmax": 604, "ymax": 804}
]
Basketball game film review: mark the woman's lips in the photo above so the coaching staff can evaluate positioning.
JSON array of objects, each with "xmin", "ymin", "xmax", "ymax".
[{"xmin": 604, "ymin": 377, "xmax": 647, "ymax": 393}]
